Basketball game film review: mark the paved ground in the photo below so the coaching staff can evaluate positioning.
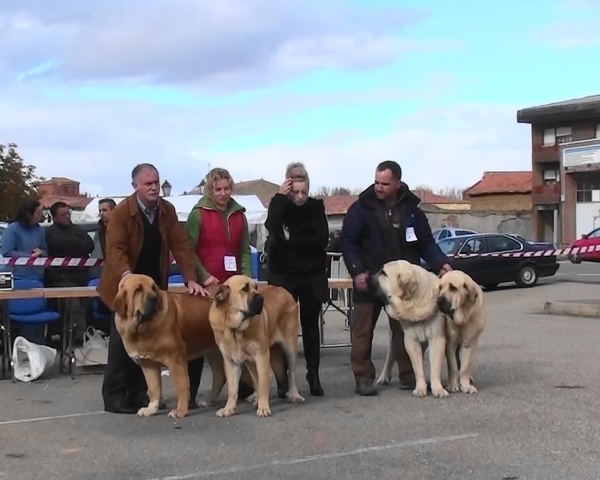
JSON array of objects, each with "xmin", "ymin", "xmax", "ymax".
[{"xmin": 2, "ymin": 264, "xmax": 600, "ymax": 480}]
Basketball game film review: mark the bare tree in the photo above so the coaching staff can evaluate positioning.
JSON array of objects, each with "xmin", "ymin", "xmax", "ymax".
[
  {"xmin": 414, "ymin": 184, "xmax": 465, "ymax": 200},
  {"xmin": 312, "ymin": 186, "xmax": 361, "ymax": 198}
]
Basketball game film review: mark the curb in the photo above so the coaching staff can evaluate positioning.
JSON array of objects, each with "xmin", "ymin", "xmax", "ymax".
[{"xmin": 543, "ymin": 301, "xmax": 600, "ymax": 318}]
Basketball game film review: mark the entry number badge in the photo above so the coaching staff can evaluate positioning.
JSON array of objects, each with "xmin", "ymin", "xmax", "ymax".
[
  {"xmin": 405, "ymin": 227, "xmax": 418, "ymax": 243},
  {"xmin": 224, "ymin": 255, "xmax": 237, "ymax": 272}
]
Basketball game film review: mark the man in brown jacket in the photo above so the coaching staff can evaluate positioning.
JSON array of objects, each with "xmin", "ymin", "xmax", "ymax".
[{"xmin": 98, "ymin": 163, "xmax": 207, "ymax": 414}]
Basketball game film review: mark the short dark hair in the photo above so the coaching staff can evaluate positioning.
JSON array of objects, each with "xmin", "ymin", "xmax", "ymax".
[
  {"xmin": 99, "ymin": 198, "xmax": 116, "ymax": 209},
  {"xmin": 50, "ymin": 201, "xmax": 69, "ymax": 218},
  {"xmin": 11, "ymin": 199, "xmax": 41, "ymax": 225},
  {"xmin": 376, "ymin": 160, "xmax": 402, "ymax": 180},
  {"xmin": 131, "ymin": 163, "xmax": 158, "ymax": 182}
]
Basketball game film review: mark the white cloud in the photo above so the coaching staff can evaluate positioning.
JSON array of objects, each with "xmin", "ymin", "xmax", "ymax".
[
  {"xmin": 0, "ymin": 0, "xmax": 438, "ymax": 91},
  {"xmin": 210, "ymin": 104, "xmax": 531, "ymax": 194}
]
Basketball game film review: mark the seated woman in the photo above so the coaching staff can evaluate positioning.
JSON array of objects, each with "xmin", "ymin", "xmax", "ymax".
[{"xmin": 265, "ymin": 162, "xmax": 330, "ymax": 396}]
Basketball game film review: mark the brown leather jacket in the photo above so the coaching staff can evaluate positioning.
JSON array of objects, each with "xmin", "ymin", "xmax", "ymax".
[{"xmin": 96, "ymin": 194, "xmax": 198, "ymax": 308}]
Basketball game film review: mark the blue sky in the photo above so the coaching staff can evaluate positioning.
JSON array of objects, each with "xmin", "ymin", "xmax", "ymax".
[{"xmin": 1, "ymin": 0, "xmax": 599, "ymax": 196}]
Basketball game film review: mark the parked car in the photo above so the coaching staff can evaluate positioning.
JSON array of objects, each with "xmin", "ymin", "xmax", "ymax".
[
  {"xmin": 507, "ymin": 233, "xmax": 554, "ymax": 251},
  {"xmin": 432, "ymin": 227, "xmax": 477, "ymax": 242},
  {"xmin": 424, "ymin": 232, "xmax": 560, "ymax": 289},
  {"xmin": 567, "ymin": 227, "xmax": 600, "ymax": 263}
]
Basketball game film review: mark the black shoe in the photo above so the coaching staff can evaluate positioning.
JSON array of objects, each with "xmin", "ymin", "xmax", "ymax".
[
  {"xmin": 127, "ymin": 391, "xmax": 150, "ymax": 409},
  {"xmin": 306, "ymin": 370, "xmax": 324, "ymax": 397},
  {"xmin": 104, "ymin": 400, "xmax": 138, "ymax": 415},
  {"xmin": 355, "ymin": 380, "xmax": 377, "ymax": 396},
  {"xmin": 398, "ymin": 376, "xmax": 416, "ymax": 390},
  {"xmin": 189, "ymin": 400, "xmax": 200, "ymax": 410}
]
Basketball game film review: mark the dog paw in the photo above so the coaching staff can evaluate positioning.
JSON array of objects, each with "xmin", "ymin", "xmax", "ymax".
[
  {"xmin": 460, "ymin": 383, "xmax": 478, "ymax": 394},
  {"xmin": 216, "ymin": 407, "xmax": 235, "ymax": 418},
  {"xmin": 376, "ymin": 373, "xmax": 392, "ymax": 386},
  {"xmin": 448, "ymin": 381, "xmax": 460, "ymax": 393},
  {"xmin": 246, "ymin": 393, "xmax": 257, "ymax": 404},
  {"xmin": 413, "ymin": 386, "xmax": 428, "ymax": 398},
  {"xmin": 168, "ymin": 408, "xmax": 188, "ymax": 419},
  {"xmin": 198, "ymin": 400, "xmax": 209, "ymax": 408},
  {"xmin": 289, "ymin": 393, "xmax": 305, "ymax": 404},
  {"xmin": 137, "ymin": 406, "xmax": 158, "ymax": 417},
  {"xmin": 432, "ymin": 386, "xmax": 450, "ymax": 398},
  {"xmin": 256, "ymin": 406, "xmax": 271, "ymax": 417}
]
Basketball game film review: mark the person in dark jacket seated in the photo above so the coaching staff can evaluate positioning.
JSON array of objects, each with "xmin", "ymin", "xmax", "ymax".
[
  {"xmin": 341, "ymin": 160, "xmax": 452, "ymax": 396},
  {"xmin": 265, "ymin": 162, "xmax": 330, "ymax": 396},
  {"xmin": 45, "ymin": 201, "xmax": 96, "ymax": 344}
]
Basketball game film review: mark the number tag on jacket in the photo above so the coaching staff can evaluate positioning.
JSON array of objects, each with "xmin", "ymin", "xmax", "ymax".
[
  {"xmin": 224, "ymin": 256, "xmax": 237, "ymax": 272},
  {"xmin": 405, "ymin": 227, "xmax": 418, "ymax": 243}
]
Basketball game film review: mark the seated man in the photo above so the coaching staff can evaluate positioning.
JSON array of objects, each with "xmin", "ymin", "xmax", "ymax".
[{"xmin": 44, "ymin": 202, "xmax": 95, "ymax": 344}]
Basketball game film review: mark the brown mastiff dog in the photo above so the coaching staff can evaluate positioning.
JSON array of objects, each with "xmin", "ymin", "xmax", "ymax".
[
  {"xmin": 112, "ymin": 274, "xmax": 287, "ymax": 419},
  {"xmin": 209, "ymin": 275, "xmax": 305, "ymax": 418}
]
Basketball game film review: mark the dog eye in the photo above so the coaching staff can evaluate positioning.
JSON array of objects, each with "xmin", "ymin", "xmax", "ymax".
[
  {"xmin": 449, "ymin": 284, "xmax": 457, "ymax": 291},
  {"xmin": 242, "ymin": 284, "xmax": 249, "ymax": 292}
]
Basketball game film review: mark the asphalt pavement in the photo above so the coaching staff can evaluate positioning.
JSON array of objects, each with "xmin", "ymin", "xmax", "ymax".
[{"xmin": 2, "ymin": 264, "xmax": 600, "ymax": 480}]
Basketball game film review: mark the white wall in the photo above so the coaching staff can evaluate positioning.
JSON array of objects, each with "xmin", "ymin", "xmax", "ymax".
[{"xmin": 575, "ymin": 202, "xmax": 600, "ymax": 238}]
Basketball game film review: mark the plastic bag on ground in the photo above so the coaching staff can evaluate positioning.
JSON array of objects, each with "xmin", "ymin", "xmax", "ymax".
[{"xmin": 12, "ymin": 336, "xmax": 57, "ymax": 382}]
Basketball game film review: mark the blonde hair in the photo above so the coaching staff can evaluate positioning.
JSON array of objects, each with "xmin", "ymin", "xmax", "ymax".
[
  {"xmin": 204, "ymin": 167, "xmax": 234, "ymax": 196},
  {"xmin": 285, "ymin": 161, "xmax": 310, "ymax": 190}
]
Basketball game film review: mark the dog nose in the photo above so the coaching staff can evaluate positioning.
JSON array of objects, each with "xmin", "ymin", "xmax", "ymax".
[
  {"xmin": 248, "ymin": 293, "xmax": 264, "ymax": 315},
  {"xmin": 437, "ymin": 296, "xmax": 452, "ymax": 314}
]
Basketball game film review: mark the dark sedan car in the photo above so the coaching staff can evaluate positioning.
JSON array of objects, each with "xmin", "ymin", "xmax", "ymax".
[{"xmin": 425, "ymin": 233, "xmax": 560, "ymax": 289}]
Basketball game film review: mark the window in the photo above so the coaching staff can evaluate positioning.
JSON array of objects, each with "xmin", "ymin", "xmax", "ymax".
[
  {"xmin": 556, "ymin": 127, "xmax": 572, "ymax": 144},
  {"xmin": 485, "ymin": 235, "xmax": 521, "ymax": 253},
  {"xmin": 576, "ymin": 179, "xmax": 600, "ymax": 203},
  {"xmin": 437, "ymin": 238, "xmax": 463, "ymax": 256},
  {"xmin": 542, "ymin": 127, "xmax": 572, "ymax": 146},
  {"xmin": 460, "ymin": 238, "xmax": 484, "ymax": 255},
  {"xmin": 587, "ymin": 228, "xmax": 600, "ymax": 239},
  {"xmin": 456, "ymin": 229, "xmax": 475, "ymax": 236},
  {"xmin": 543, "ymin": 129, "xmax": 555, "ymax": 146},
  {"xmin": 438, "ymin": 229, "xmax": 449, "ymax": 240}
]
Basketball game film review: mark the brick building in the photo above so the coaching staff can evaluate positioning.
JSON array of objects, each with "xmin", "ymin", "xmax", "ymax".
[
  {"xmin": 463, "ymin": 171, "xmax": 532, "ymax": 212},
  {"xmin": 517, "ymin": 95, "xmax": 600, "ymax": 246},
  {"xmin": 37, "ymin": 177, "xmax": 92, "ymax": 217}
]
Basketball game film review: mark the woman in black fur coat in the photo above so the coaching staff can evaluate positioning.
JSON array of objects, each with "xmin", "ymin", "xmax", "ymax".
[{"xmin": 265, "ymin": 162, "xmax": 330, "ymax": 396}]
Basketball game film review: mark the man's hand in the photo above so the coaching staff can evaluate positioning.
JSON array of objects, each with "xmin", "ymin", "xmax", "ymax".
[
  {"xmin": 439, "ymin": 263, "xmax": 453, "ymax": 276},
  {"xmin": 188, "ymin": 280, "xmax": 210, "ymax": 297},
  {"xmin": 203, "ymin": 275, "xmax": 219, "ymax": 287},
  {"xmin": 31, "ymin": 248, "xmax": 43, "ymax": 258},
  {"xmin": 354, "ymin": 272, "xmax": 369, "ymax": 291},
  {"xmin": 118, "ymin": 271, "xmax": 131, "ymax": 290},
  {"xmin": 282, "ymin": 225, "xmax": 290, "ymax": 241}
]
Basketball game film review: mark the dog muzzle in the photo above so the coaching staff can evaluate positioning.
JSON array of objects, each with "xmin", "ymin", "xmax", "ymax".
[
  {"xmin": 137, "ymin": 296, "xmax": 158, "ymax": 324},
  {"xmin": 242, "ymin": 294, "xmax": 264, "ymax": 320},
  {"xmin": 436, "ymin": 296, "xmax": 454, "ymax": 317}
]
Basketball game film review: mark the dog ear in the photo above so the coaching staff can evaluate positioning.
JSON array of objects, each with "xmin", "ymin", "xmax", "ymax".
[
  {"xmin": 397, "ymin": 270, "xmax": 418, "ymax": 300},
  {"xmin": 113, "ymin": 288, "xmax": 128, "ymax": 318},
  {"xmin": 463, "ymin": 282, "xmax": 478, "ymax": 303},
  {"xmin": 214, "ymin": 285, "xmax": 231, "ymax": 304}
]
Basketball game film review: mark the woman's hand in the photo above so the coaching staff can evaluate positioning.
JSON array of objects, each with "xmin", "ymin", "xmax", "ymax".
[
  {"xmin": 282, "ymin": 224, "xmax": 290, "ymax": 240},
  {"xmin": 279, "ymin": 178, "xmax": 292, "ymax": 195}
]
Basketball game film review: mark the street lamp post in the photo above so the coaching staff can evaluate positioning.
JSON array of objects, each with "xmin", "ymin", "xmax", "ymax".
[{"xmin": 161, "ymin": 180, "xmax": 172, "ymax": 197}]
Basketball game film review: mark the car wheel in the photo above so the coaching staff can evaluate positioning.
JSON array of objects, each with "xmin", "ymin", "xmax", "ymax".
[
  {"xmin": 515, "ymin": 264, "xmax": 538, "ymax": 287},
  {"xmin": 568, "ymin": 253, "xmax": 582, "ymax": 264}
]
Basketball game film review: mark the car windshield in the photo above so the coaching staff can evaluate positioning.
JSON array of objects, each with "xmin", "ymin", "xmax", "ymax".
[{"xmin": 437, "ymin": 237, "xmax": 465, "ymax": 255}]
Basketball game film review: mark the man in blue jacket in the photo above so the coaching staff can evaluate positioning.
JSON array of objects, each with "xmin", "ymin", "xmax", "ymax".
[{"xmin": 341, "ymin": 160, "xmax": 452, "ymax": 396}]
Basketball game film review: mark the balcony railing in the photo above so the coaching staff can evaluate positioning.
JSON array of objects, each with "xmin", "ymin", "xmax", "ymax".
[
  {"xmin": 532, "ymin": 143, "xmax": 560, "ymax": 163},
  {"xmin": 532, "ymin": 183, "xmax": 560, "ymax": 205}
]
